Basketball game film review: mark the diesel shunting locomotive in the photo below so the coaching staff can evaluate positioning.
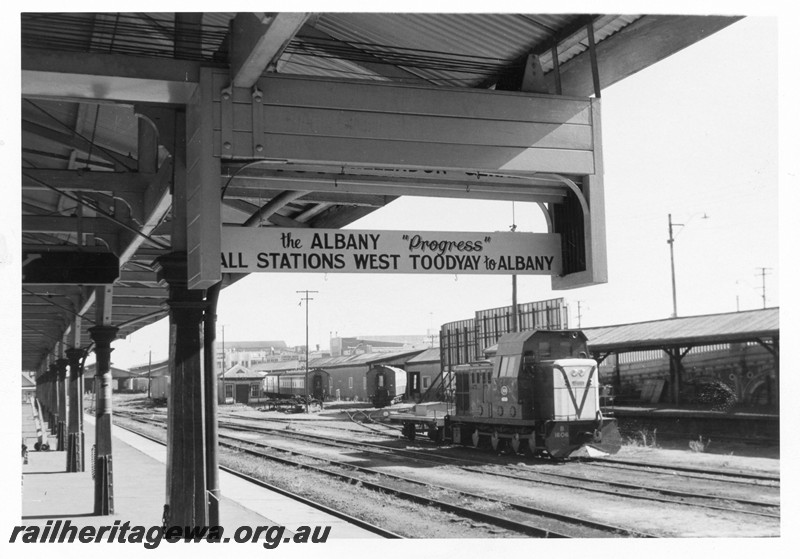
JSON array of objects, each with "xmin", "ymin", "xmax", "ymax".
[{"xmin": 399, "ymin": 330, "xmax": 621, "ymax": 458}]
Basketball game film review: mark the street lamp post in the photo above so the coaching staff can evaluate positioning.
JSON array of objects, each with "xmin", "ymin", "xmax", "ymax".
[
  {"xmin": 667, "ymin": 213, "xmax": 708, "ymax": 318},
  {"xmin": 668, "ymin": 214, "xmax": 679, "ymax": 318}
]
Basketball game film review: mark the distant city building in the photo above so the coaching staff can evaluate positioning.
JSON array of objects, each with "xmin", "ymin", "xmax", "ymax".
[
  {"xmin": 330, "ymin": 334, "xmax": 434, "ymax": 357},
  {"xmin": 215, "ymin": 340, "xmax": 330, "ymax": 371},
  {"xmin": 215, "ymin": 340, "xmax": 289, "ymax": 370}
]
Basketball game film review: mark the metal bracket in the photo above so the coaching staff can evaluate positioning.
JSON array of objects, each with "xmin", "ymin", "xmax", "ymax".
[
  {"xmin": 251, "ymin": 85, "xmax": 264, "ymax": 157},
  {"xmin": 220, "ymin": 84, "xmax": 234, "ymax": 155}
]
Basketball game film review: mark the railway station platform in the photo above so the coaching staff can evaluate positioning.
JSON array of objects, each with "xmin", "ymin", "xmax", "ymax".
[
  {"xmin": 20, "ymin": 412, "xmax": 379, "ymax": 540},
  {"xmin": 601, "ymin": 404, "xmax": 779, "ymax": 448}
]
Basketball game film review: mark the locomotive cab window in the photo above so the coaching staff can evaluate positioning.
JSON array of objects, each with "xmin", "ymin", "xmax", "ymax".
[
  {"xmin": 538, "ymin": 342, "xmax": 550, "ymax": 358},
  {"xmin": 498, "ymin": 355, "xmax": 519, "ymax": 377}
]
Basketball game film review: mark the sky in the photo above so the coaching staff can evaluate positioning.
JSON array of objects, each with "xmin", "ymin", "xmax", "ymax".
[{"xmin": 105, "ymin": 13, "xmax": 782, "ymax": 370}]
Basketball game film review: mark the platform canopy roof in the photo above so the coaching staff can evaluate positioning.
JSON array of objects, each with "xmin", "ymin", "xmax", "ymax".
[
  {"xmin": 583, "ymin": 307, "xmax": 779, "ymax": 354},
  {"xmin": 21, "ymin": 12, "xmax": 741, "ymax": 373}
]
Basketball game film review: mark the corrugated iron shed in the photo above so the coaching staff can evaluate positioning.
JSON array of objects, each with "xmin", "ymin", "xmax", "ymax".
[
  {"xmin": 311, "ymin": 348, "xmax": 423, "ymax": 368},
  {"xmin": 584, "ymin": 307, "xmax": 779, "ymax": 353}
]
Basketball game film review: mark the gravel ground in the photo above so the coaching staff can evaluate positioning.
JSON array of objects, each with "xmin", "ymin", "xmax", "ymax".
[{"xmin": 112, "ymin": 395, "xmax": 781, "ymax": 539}]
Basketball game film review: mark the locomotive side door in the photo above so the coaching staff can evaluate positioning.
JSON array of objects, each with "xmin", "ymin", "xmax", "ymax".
[
  {"xmin": 482, "ymin": 368, "xmax": 493, "ymax": 417},
  {"xmin": 468, "ymin": 366, "xmax": 493, "ymax": 418}
]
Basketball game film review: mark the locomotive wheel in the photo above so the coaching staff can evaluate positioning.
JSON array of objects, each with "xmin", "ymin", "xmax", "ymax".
[
  {"xmin": 490, "ymin": 431, "xmax": 500, "ymax": 452},
  {"xmin": 528, "ymin": 435, "xmax": 537, "ymax": 455},
  {"xmin": 511, "ymin": 433, "xmax": 521, "ymax": 454},
  {"xmin": 427, "ymin": 426, "xmax": 442, "ymax": 443},
  {"xmin": 402, "ymin": 423, "xmax": 416, "ymax": 441},
  {"xmin": 471, "ymin": 430, "xmax": 480, "ymax": 448}
]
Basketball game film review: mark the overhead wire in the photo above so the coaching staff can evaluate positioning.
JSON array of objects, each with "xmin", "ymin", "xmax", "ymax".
[{"xmin": 22, "ymin": 170, "xmax": 171, "ymax": 251}]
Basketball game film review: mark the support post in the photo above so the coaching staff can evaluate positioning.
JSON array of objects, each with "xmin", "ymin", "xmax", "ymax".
[
  {"xmin": 55, "ymin": 358, "xmax": 68, "ymax": 452},
  {"xmin": 48, "ymin": 363, "xmax": 58, "ymax": 435},
  {"xmin": 204, "ymin": 282, "xmax": 222, "ymax": 526},
  {"xmin": 66, "ymin": 347, "xmax": 85, "ymax": 472},
  {"xmin": 154, "ymin": 252, "xmax": 209, "ymax": 528},
  {"xmin": 89, "ymin": 324, "xmax": 118, "ymax": 515}
]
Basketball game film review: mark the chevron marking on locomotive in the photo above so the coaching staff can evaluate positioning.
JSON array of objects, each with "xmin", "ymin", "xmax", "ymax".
[{"xmin": 557, "ymin": 365, "xmax": 596, "ymax": 418}]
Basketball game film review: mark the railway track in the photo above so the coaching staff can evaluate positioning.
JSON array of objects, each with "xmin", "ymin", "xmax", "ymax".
[
  {"xmin": 588, "ymin": 456, "xmax": 780, "ymax": 482},
  {"xmin": 219, "ymin": 431, "xmax": 655, "ymax": 538},
  {"xmin": 211, "ymin": 415, "xmax": 779, "ymax": 515},
  {"xmin": 112, "ymin": 415, "xmax": 402, "ymax": 539},
  {"xmin": 115, "ymin": 411, "xmax": 652, "ymax": 537},
  {"xmin": 118, "ymin": 411, "xmax": 779, "ymax": 530}
]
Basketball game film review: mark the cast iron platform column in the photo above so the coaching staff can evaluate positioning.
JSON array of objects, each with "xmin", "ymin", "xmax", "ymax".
[
  {"xmin": 55, "ymin": 358, "xmax": 68, "ymax": 452},
  {"xmin": 89, "ymin": 325, "xmax": 118, "ymax": 515},
  {"xmin": 65, "ymin": 348, "xmax": 85, "ymax": 472},
  {"xmin": 154, "ymin": 252, "xmax": 209, "ymax": 528},
  {"xmin": 47, "ymin": 363, "xmax": 58, "ymax": 436}
]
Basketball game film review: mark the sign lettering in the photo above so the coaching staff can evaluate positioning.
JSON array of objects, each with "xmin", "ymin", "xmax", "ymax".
[{"xmin": 221, "ymin": 226, "xmax": 561, "ymax": 275}]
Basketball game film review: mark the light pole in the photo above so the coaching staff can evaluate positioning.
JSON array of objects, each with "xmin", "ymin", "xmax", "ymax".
[
  {"xmin": 219, "ymin": 324, "xmax": 228, "ymax": 372},
  {"xmin": 668, "ymin": 214, "xmax": 678, "ymax": 318},
  {"xmin": 667, "ymin": 213, "xmax": 708, "ymax": 318},
  {"xmin": 297, "ymin": 290, "xmax": 318, "ymax": 413}
]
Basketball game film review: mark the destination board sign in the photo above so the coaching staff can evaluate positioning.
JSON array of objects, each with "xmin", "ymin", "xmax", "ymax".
[{"xmin": 221, "ymin": 226, "xmax": 562, "ymax": 275}]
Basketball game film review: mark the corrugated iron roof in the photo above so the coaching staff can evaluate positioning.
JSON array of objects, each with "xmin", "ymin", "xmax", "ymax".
[
  {"xmin": 584, "ymin": 308, "xmax": 779, "ymax": 352},
  {"xmin": 406, "ymin": 348, "xmax": 441, "ymax": 363},
  {"xmin": 219, "ymin": 364, "xmax": 268, "ymax": 379},
  {"xmin": 311, "ymin": 348, "xmax": 423, "ymax": 368}
]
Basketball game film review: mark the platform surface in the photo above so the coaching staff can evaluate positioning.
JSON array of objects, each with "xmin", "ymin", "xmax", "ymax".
[{"xmin": 21, "ymin": 412, "xmax": 379, "ymax": 539}]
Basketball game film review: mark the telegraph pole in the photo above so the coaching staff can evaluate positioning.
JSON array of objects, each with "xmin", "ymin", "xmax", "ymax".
[
  {"xmin": 756, "ymin": 267, "xmax": 772, "ymax": 309},
  {"xmin": 147, "ymin": 348, "xmax": 151, "ymax": 399},
  {"xmin": 510, "ymin": 219, "xmax": 519, "ymax": 332},
  {"xmin": 297, "ymin": 290, "xmax": 318, "ymax": 412},
  {"xmin": 220, "ymin": 324, "xmax": 227, "ymax": 372}
]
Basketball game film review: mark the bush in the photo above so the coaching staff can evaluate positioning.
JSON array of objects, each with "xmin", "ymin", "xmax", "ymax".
[{"xmin": 696, "ymin": 381, "xmax": 737, "ymax": 412}]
